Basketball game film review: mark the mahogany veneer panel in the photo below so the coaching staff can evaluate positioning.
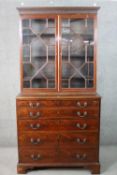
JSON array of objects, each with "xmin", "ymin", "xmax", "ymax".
[{"xmin": 19, "ymin": 148, "xmax": 98, "ymax": 164}]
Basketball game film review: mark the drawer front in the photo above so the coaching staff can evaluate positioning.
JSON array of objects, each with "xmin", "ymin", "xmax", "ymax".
[
  {"xmin": 19, "ymin": 149, "xmax": 58, "ymax": 164},
  {"xmin": 17, "ymin": 100, "xmax": 60, "ymax": 108},
  {"xmin": 18, "ymin": 119, "xmax": 98, "ymax": 132},
  {"xmin": 19, "ymin": 133, "xmax": 58, "ymax": 148},
  {"xmin": 60, "ymin": 119, "xmax": 98, "ymax": 131},
  {"xmin": 19, "ymin": 148, "xmax": 98, "ymax": 164},
  {"xmin": 59, "ymin": 108, "xmax": 99, "ymax": 118},
  {"xmin": 18, "ymin": 120, "xmax": 59, "ymax": 132},
  {"xmin": 17, "ymin": 108, "xmax": 99, "ymax": 119},
  {"xmin": 60, "ymin": 148, "xmax": 98, "ymax": 163},
  {"xmin": 17, "ymin": 108, "xmax": 59, "ymax": 119},
  {"xmin": 19, "ymin": 132, "xmax": 98, "ymax": 148},
  {"xmin": 60, "ymin": 132, "xmax": 98, "ymax": 148},
  {"xmin": 61, "ymin": 100, "xmax": 99, "ymax": 108}
]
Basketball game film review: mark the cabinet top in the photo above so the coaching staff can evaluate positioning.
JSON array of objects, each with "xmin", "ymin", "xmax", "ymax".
[
  {"xmin": 17, "ymin": 6, "xmax": 100, "ymax": 15},
  {"xmin": 16, "ymin": 93, "xmax": 101, "ymax": 99}
]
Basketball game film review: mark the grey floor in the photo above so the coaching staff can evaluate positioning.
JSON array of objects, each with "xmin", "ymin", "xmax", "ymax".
[{"xmin": 0, "ymin": 146, "xmax": 117, "ymax": 175}]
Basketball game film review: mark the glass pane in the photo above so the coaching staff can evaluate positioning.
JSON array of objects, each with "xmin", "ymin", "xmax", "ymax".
[
  {"xmin": 48, "ymin": 79, "xmax": 55, "ymax": 88},
  {"xmin": 22, "ymin": 19, "xmax": 29, "ymax": 28},
  {"xmin": 31, "ymin": 39, "xmax": 46, "ymax": 57},
  {"xmin": 61, "ymin": 17, "xmax": 94, "ymax": 89},
  {"xmin": 41, "ymin": 28, "xmax": 55, "ymax": 45},
  {"xmin": 23, "ymin": 64, "xmax": 35, "ymax": 82},
  {"xmin": 62, "ymin": 63, "xmax": 75, "ymax": 79},
  {"xmin": 62, "ymin": 45, "xmax": 69, "ymax": 61},
  {"xmin": 32, "ymin": 76, "xmax": 46, "ymax": 88},
  {"xmin": 71, "ymin": 77, "xmax": 85, "ymax": 88},
  {"xmin": 70, "ymin": 19, "xmax": 85, "ymax": 34},
  {"xmin": 31, "ymin": 19, "xmax": 46, "ymax": 34},
  {"xmin": 42, "ymin": 62, "xmax": 55, "ymax": 79},
  {"xmin": 22, "ymin": 18, "xmax": 56, "ymax": 89},
  {"xmin": 23, "ymin": 46, "xmax": 30, "ymax": 62},
  {"xmin": 48, "ymin": 19, "xmax": 55, "ymax": 27},
  {"xmin": 23, "ymin": 81, "xmax": 30, "ymax": 88},
  {"xmin": 62, "ymin": 19, "xmax": 70, "ymax": 27},
  {"xmin": 48, "ymin": 46, "xmax": 55, "ymax": 61},
  {"xmin": 23, "ymin": 29, "xmax": 36, "ymax": 44}
]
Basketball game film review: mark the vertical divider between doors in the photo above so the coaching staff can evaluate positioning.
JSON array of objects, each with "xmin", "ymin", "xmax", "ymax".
[
  {"xmin": 57, "ymin": 15, "xmax": 61, "ymax": 92},
  {"xmin": 55, "ymin": 15, "xmax": 59, "ymax": 92}
]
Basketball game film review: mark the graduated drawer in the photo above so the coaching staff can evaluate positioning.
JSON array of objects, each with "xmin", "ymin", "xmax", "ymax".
[
  {"xmin": 60, "ymin": 148, "xmax": 98, "ymax": 163},
  {"xmin": 19, "ymin": 148, "xmax": 58, "ymax": 164},
  {"xmin": 19, "ymin": 132, "xmax": 58, "ymax": 148},
  {"xmin": 18, "ymin": 119, "xmax": 98, "ymax": 132},
  {"xmin": 18, "ymin": 119, "xmax": 59, "ymax": 132},
  {"xmin": 19, "ymin": 148, "xmax": 98, "ymax": 164},
  {"xmin": 17, "ymin": 108, "xmax": 99, "ymax": 119},
  {"xmin": 60, "ymin": 132, "xmax": 98, "ymax": 148},
  {"xmin": 60, "ymin": 119, "xmax": 99, "ymax": 131}
]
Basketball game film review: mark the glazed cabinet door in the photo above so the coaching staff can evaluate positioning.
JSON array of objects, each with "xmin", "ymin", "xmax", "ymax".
[
  {"xmin": 20, "ymin": 14, "xmax": 97, "ymax": 93},
  {"xmin": 21, "ymin": 16, "xmax": 58, "ymax": 92},
  {"xmin": 59, "ymin": 15, "xmax": 96, "ymax": 91}
]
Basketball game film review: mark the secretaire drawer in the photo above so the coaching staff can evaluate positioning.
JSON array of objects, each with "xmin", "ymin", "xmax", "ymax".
[
  {"xmin": 19, "ymin": 132, "xmax": 58, "ymax": 148},
  {"xmin": 18, "ymin": 120, "xmax": 59, "ymax": 132},
  {"xmin": 60, "ymin": 132, "xmax": 98, "ymax": 148}
]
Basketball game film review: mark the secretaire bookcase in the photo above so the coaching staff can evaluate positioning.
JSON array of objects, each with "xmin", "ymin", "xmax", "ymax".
[{"xmin": 16, "ymin": 7, "xmax": 101, "ymax": 174}]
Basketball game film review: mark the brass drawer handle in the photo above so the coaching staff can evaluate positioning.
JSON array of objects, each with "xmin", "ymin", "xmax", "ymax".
[
  {"xmin": 30, "ymin": 123, "xmax": 40, "ymax": 130},
  {"xmin": 76, "ymin": 123, "xmax": 87, "ymax": 130},
  {"xmin": 31, "ymin": 154, "xmax": 41, "ymax": 160},
  {"xmin": 77, "ymin": 111, "xmax": 87, "ymax": 117},
  {"xmin": 29, "ymin": 112, "xmax": 40, "ymax": 119},
  {"xmin": 76, "ymin": 153, "xmax": 87, "ymax": 160},
  {"xmin": 76, "ymin": 138, "xmax": 87, "ymax": 144},
  {"xmin": 29, "ymin": 102, "xmax": 40, "ymax": 108},
  {"xmin": 77, "ymin": 102, "xmax": 87, "ymax": 107},
  {"xmin": 30, "ymin": 138, "xmax": 41, "ymax": 145}
]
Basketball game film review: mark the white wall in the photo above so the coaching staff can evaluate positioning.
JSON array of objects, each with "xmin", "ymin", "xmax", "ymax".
[{"xmin": 0, "ymin": 0, "xmax": 117, "ymax": 146}]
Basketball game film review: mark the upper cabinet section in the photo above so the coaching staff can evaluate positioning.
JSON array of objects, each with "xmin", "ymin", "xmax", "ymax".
[{"xmin": 18, "ymin": 7, "xmax": 100, "ymax": 93}]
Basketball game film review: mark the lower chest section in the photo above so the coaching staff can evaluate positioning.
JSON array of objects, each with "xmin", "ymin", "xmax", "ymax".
[{"xmin": 16, "ymin": 97, "xmax": 100, "ymax": 164}]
